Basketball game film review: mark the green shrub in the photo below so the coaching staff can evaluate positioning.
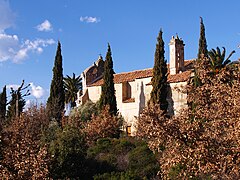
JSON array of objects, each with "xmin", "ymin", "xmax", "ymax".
[
  {"xmin": 168, "ymin": 163, "xmax": 185, "ymax": 180},
  {"xmin": 44, "ymin": 125, "xmax": 88, "ymax": 179},
  {"xmin": 88, "ymin": 138, "xmax": 112, "ymax": 157},
  {"xmin": 41, "ymin": 120, "xmax": 61, "ymax": 145},
  {"xmin": 128, "ymin": 143, "xmax": 159, "ymax": 178},
  {"xmin": 114, "ymin": 138, "xmax": 136, "ymax": 153},
  {"xmin": 88, "ymin": 137, "xmax": 159, "ymax": 179},
  {"xmin": 69, "ymin": 100, "xmax": 98, "ymax": 122},
  {"xmin": 94, "ymin": 171, "xmax": 136, "ymax": 180}
]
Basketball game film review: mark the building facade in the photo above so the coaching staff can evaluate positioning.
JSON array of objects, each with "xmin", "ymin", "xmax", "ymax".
[{"xmin": 77, "ymin": 35, "xmax": 194, "ymax": 135}]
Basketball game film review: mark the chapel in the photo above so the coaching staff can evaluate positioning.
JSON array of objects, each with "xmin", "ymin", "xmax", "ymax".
[{"xmin": 76, "ymin": 35, "xmax": 194, "ymax": 135}]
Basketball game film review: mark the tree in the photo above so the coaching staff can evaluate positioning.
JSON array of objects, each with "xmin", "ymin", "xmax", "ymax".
[
  {"xmin": 193, "ymin": 17, "xmax": 208, "ymax": 88},
  {"xmin": 0, "ymin": 106, "xmax": 50, "ymax": 179},
  {"xmin": 150, "ymin": 29, "xmax": 168, "ymax": 113},
  {"xmin": 83, "ymin": 106, "xmax": 121, "ymax": 145},
  {"xmin": 47, "ymin": 41, "xmax": 65, "ymax": 124},
  {"xmin": 64, "ymin": 73, "xmax": 82, "ymax": 108},
  {"xmin": 197, "ymin": 17, "xmax": 208, "ymax": 59},
  {"xmin": 208, "ymin": 47, "xmax": 235, "ymax": 73},
  {"xmin": 45, "ymin": 125, "xmax": 87, "ymax": 179},
  {"xmin": 99, "ymin": 44, "xmax": 117, "ymax": 115},
  {"xmin": 137, "ymin": 59, "xmax": 240, "ymax": 179},
  {"xmin": 7, "ymin": 80, "xmax": 30, "ymax": 120},
  {"xmin": 0, "ymin": 86, "xmax": 7, "ymax": 121},
  {"xmin": 69, "ymin": 100, "xmax": 98, "ymax": 123},
  {"xmin": 0, "ymin": 86, "xmax": 5, "ymax": 163}
]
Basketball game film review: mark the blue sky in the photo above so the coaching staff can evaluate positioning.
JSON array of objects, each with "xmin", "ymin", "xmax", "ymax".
[{"xmin": 0, "ymin": 0, "xmax": 240, "ymax": 105}]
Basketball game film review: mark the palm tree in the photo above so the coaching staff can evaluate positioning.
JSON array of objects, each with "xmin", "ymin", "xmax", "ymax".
[
  {"xmin": 208, "ymin": 47, "xmax": 235, "ymax": 73},
  {"xmin": 63, "ymin": 73, "xmax": 82, "ymax": 108}
]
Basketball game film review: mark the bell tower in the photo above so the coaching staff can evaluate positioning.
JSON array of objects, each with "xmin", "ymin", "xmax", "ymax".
[{"xmin": 169, "ymin": 35, "xmax": 185, "ymax": 75}]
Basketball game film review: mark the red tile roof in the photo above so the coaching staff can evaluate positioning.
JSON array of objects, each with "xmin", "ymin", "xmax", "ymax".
[
  {"xmin": 88, "ymin": 60, "xmax": 194, "ymax": 87},
  {"xmin": 168, "ymin": 70, "xmax": 192, "ymax": 83},
  {"xmin": 89, "ymin": 69, "xmax": 152, "ymax": 86}
]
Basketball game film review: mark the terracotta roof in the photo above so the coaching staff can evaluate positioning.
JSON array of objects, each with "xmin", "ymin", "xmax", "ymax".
[
  {"xmin": 89, "ymin": 68, "xmax": 152, "ymax": 86},
  {"xmin": 88, "ymin": 60, "xmax": 194, "ymax": 87},
  {"xmin": 184, "ymin": 59, "xmax": 194, "ymax": 67},
  {"xmin": 168, "ymin": 70, "xmax": 192, "ymax": 83}
]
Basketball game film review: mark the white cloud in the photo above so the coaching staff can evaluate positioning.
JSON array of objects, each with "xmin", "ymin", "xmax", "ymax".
[
  {"xmin": 14, "ymin": 48, "xmax": 27, "ymax": 61},
  {"xmin": 0, "ymin": 33, "xmax": 19, "ymax": 61},
  {"xmin": 25, "ymin": 99, "xmax": 31, "ymax": 110},
  {"xmin": 37, "ymin": 47, "xmax": 43, "ymax": 53},
  {"xmin": 80, "ymin": 16, "xmax": 100, "ymax": 23},
  {"xmin": 7, "ymin": 82, "xmax": 45, "ymax": 99},
  {"xmin": 0, "ymin": 2, "xmax": 55, "ymax": 63},
  {"xmin": 30, "ymin": 82, "xmax": 45, "ymax": 99},
  {"xmin": 0, "ymin": 0, "xmax": 15, "ymax": 33},
  {"xmin": 0, "ymin": 1, "xmax": 17, "ymax": 62},
  {"xmin": 13, "ymin": 38, "xmax": 55, "ymax": 62},
  {"xmin": 36, "ymin": 20, "xmax": 53, "ymax": 32},
  {"xmin": 0, "ymin": 37, "xmax": 55, "ymax": 63}
]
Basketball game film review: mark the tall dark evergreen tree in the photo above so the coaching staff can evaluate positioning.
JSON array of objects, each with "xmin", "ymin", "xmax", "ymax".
[
  {"xmin": 99, "ymin": 44, "xmax": 117, "ymax": 115},
  {"xmin": 194, "ymin": 17, "xmax": 208, "ymax": 88},
  {"xmin": 47, "ymin": 41, "xmax": 65, "ymax": 124},
  {"xmin": 197, "ymin": 17, "xmax": 208, "ymax": 59},
  {"xmin": 150, "ymin": 29, "xmax": 168, "ymax": 113},
  {"xmin": 0, "ymin": 86, "xmax": 7, "ymax": 121}
]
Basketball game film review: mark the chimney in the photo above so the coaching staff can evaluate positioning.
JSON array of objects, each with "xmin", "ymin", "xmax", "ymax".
[{"xmin": 169, "ymin": 35, "xmax": 185, "ymax": 75}]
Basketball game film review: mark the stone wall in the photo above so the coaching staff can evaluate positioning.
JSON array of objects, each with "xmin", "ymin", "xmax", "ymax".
[
  {"xmin": 169, "ymin": 81, "xmax": 188, "ymax": 115},
  {"xmin": 79, "ymin": 75, "xmax": 188, "ymax": 136}
]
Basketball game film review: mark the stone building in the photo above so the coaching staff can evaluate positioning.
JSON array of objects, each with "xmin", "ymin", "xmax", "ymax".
[{"xmin": 76, "ymin": 35, "xmax": 194, "ymax": 135}]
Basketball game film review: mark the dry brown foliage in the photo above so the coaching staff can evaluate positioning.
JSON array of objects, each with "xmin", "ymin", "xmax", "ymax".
[
  {"xmin": 0, "ymin": 106, "xmax": 51, "ymax": 179},
  {"xmin": 83, "ymin": 106, "xmax": 122, "ymax": 145},
  {"xmin": 137, "ymin": 59, "xmax": 240, "ymax": 179}
]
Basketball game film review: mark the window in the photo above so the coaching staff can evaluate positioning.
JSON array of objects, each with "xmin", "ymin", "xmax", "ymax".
[{"xmin": 122, "ymin": 81, "xmax": 135, "ymax": 103}]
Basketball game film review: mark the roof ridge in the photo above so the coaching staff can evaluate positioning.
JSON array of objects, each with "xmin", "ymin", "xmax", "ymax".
[
  {"xmin": 114, "ymin": 68, "xmax": 152, "ymax": 75},
  {"xmin": 87, "ymin": 59, "xmax": 195, "ymax": 87},
  {"xmin": 113, "ymin": 59, "xmax": 195, "ymax": 75}
]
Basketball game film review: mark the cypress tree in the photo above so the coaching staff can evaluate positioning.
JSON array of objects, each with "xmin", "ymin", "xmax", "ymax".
[
  {"xmin": 47, "ymin": 41, "xmax": 65, "ymax": 124},
  {"xmin": 150, "ymin": 29, "xmax": 168, "ymax": 113},
  {"xmin": 197, "ymin": 17, "xmax": 208, "ymax": 59},
  {"xmin": 194, "ymin": 17, "xmax": 208, "ymax": 88},
  {"xmin": 99, "ymin": 44, "xmax": 117, "ymax": 115},
  {"xmin": 0, "ymin": 86, "xmax": 6, "ymax": 121}
]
